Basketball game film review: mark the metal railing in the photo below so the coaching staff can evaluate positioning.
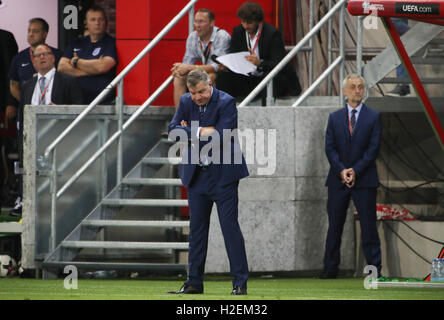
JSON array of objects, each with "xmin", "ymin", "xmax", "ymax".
[
  {"xmin": 43, "ymin": 0, "xmax": 198, "ymax": 252},
  {"xmin": 238, "ymin": 0, "xmax": 347, "ymax": 108}
]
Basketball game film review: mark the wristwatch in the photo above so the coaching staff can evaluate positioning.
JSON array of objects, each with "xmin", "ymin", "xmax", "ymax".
[{"xmin": 73, "ymin": 57, "xmax": 79, "ymax": 68}]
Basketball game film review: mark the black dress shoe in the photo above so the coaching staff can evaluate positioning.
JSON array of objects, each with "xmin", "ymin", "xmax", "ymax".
[
  {"xmin": 231, "ymin": 286, "xmax": 247, "ymax": 295},
  {"xmin": 318, "ymin": 271, "xmax": 337, "ymax": 279},
  {"xmin": 168, "ymin": 283, "xmax": 203, "ymax": 294}
]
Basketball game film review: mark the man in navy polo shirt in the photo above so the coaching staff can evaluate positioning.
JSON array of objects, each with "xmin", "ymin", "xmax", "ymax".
[
  {"xmin": 8, "ymin": 18, "xmax": 62, "ymax": 121},
  {"xmin": 58, "ymin": 5, "xmax": 117, "ymax": 105}
]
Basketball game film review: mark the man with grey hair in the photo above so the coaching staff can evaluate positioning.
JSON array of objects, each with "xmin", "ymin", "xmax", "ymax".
[
  {"xmin": 168, "ymin": 69, "xmax": 249, "ymax": 295},
  {"xmin": 321, "ymin": 74, "xmax": 383, "ymax": 279}
]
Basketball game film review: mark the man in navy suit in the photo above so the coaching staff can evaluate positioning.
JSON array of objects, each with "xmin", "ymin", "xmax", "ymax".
[
  {"xmin": 168, "ymin": 69, "xmax": 249, "ymax": 295},
  {"xmin": 321, "ymin": 74, "xmax": 382, "ymax": 279}
]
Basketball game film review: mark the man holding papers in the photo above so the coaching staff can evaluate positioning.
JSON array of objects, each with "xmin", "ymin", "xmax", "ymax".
[{"xmin": 216, "ymin": 2, "xmax": 301, "ymax": 102}]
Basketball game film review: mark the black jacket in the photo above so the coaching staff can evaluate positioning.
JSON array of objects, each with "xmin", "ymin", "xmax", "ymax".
[
  {"xmin": 229, "ymin": 22, "xmax": 301, "ymax": 95},
  {"xmin": 0, "ymin": 29, "xmax": 18, "ymax": 112}
]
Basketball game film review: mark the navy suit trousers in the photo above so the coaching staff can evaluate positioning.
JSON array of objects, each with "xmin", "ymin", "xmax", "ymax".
[
  {"xmin": 186, "ymin": 167, "xmax": 248, "ymax": 288},
  {"xmin": 324, "ymin": 187, "xmax": 381, "ymax": 274}
]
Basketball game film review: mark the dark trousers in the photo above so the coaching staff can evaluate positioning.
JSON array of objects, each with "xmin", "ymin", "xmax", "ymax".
[
  {"xmin": 186, "ymin": 167, "xmax": 248, "ymax": 288},
  {"xmin": 324, "ymin": 187, "xmax": 382, "ymax": 274},
  {"xmin": 216, "ymin": 70, "xmax": 293, "ymax": 102}
]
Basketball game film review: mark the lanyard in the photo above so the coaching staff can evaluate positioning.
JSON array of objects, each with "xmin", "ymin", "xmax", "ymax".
[
  {"xmin": 199, "ymin": 41, "xmax": 212, "ymax": 64},
  {"xmin": 246, "ymin": 23, "xmax": 263, "ymax": 53},
  {"xmin": 347, "ymin": 111, "xmax": 353, "ymax": 134},
  {"xmin": 38, "ymin": 74, "xmax": 54, "ymax": 105}
]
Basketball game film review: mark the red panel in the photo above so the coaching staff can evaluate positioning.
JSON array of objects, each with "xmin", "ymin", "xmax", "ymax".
[
  {"xmin": 117, "ymin": 39, "xmax": 185, "ymax": 106},
  {"xmin": 116, "ymin": 40, "xmax": 149, "ymax": 105},
  {"xmin": 116, "ymin": 0, "xmax": 280, "ymax": 106},
  {"xmin": 117, "ymin": 0, "xmax": 190, "ymax": 40},
  {"xmin": 147, "ymin": 40, "xmax": 186, "ymax": 106},
  {"xmin": 116, "ymin": 0, "xmax": 149, "ymax": 39}
]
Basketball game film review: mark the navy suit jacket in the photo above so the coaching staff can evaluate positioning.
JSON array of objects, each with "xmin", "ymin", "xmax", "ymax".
[
  {"xmin": 168, "ymin": 87, "xmax": 249, "ymax": 188},
  {"xmin": 325, "ymin": 103, "xmax": 382, "ymax": 188}
]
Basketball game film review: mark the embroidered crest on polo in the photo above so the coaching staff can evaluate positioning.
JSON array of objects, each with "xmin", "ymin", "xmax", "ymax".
[{"xmin": 92, "ymin": 47, "xmax": 101, "ymax": 56}]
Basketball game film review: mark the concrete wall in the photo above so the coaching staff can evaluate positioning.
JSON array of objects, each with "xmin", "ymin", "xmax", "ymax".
[
  {"xmin": 24, "ymin": 103, "xmax": 442, "ymax": 277},
  {"xmin": 356, "ymin": 221, "xmax": 444, "ymax": 279},
  {"xmin": 205, "ymin": 106, "xmax": 355, "ymax": 275}
]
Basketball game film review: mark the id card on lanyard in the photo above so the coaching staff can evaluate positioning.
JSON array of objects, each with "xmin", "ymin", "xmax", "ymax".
[
  {"xmin": 199, "ymin": 41, "xmax": 212, "ymax": 64},
  {"xmin": 246, "ymin": 22, "xmax": 263, "ymax": 54}
]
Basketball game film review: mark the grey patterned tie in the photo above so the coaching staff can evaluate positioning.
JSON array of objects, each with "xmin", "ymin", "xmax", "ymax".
[
  {"xmin": 39, "ymin": 77, "xmax": 46, "ymax": 104},
  {"xmin": 350, "ymin": 109, "xmax": 357, "ymax": 135}
]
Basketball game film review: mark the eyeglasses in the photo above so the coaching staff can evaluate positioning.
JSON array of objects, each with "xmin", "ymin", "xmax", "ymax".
[{"xmin": 33, "ymin": 51, "xmax": 53, "ymax": 58}]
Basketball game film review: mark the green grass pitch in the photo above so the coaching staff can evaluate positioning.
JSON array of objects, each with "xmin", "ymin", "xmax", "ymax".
[{"xmin": 1, "ymin": 276, "xmax": 443, "ymax": 300}]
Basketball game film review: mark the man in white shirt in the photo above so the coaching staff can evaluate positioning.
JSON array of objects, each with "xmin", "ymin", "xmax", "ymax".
[
  {"xmin": 9, "ymin": 44, "xmax": 82, "ymax": 217},
  {"xmin": 21, "ymin": 44, "xmax": 83, "ymax": 106}
]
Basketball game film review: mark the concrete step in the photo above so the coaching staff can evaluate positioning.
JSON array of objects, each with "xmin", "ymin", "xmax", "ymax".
[
  {"xmin": 82, "ymin": 220, "xmax": 189, "ymax": 228},
  {"xmin": 102, "ymin": 199, "xmax": 188, "ymax": 207},
  {"xmin": 62, "ymin": 240, "xmax": 189, "ymax": 250},
  {"xmin": 410, "ymin": 57, "xmax": 444, "ymax": 65},
  {"xmin": 43, "ymin": 261, "xmax": 186, "ymax": 271},
  {"xmin": 380, "ymin": 77, "xmax": 444, "ymax": 84},
  {"xmin": 142, "ymin": 157, "xmax": 181, "ymax": 165},
  {"xmin": 122, "ymin": 178, "xmax": 182, "ymax": 186}
]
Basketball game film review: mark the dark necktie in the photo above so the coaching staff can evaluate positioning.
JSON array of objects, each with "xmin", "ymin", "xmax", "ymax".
[
  {"xmin": 199, "ymin": 106, "xmax": 206, "ymax": 122},
  {"xmin": 350, "ymin": 109, "xmax": 357, "ymax": 135},
  {"xmin": 198, "ymin": 106, "xmax": 206, "ymax": 166},
  {"xmin": 39, "ymin": 76, "xmax": 46, "ymax": 104}
]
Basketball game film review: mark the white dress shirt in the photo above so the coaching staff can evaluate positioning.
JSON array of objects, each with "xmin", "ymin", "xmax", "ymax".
[
  {"xmin": 31, "ymin": 67, "xmax": 56, "ymax": 105},
  {"xmin": 347, "ymin": 102, "xmax": 363, "ymax": 124}
]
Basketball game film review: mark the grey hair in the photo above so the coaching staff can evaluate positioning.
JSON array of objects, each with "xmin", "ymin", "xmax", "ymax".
[
  {"xmin": 187, "ymin": 69, "xmax": 211, "ymax": 88},
  {"xmin": 342, "ymin": 73, "xmax": 368, "ymax": 102},
  {"xmin": 342, "ymin": 73, "xmax": 366, "ymax": 89}
]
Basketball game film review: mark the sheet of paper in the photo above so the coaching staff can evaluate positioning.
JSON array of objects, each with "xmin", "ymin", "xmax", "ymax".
[{"xmin": 216, "ymin": 51, "xmax": 257, "ymax": 76}]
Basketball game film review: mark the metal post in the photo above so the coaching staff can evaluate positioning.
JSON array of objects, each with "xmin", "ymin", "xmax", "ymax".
[
  {"xmin": 339, "ymin": 1, "xmax": 345, "ymax": 105},
  {"xmin": 309, "ymin": 0, "xmax": 314, "ymax": 85},
  {"xmin": 116, "ymin": 80, "xmax": 124, "ymax": 186},
  {"xmin": 327, "ymin": 0, "xmax": 333, "ymax": 95},
  {"xmin": 189, "ymin": 4, "xmax": 195, "ymax": 34},
  {"xmin": 50, "ymin": 148, "xmax": 57, "ymax": 252},
  {"xmin": 266, "ymin": 80, "xmax": 274, "ymax": 106},
  {"xmin": 100, "ymin": 118, "xmax": 109, "ymax": 199},
  {"xmin": 356, "ymin": 16, "xmax": 364, "ymax": 76}
]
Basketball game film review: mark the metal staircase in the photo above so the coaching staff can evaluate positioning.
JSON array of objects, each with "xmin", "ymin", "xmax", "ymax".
[
  {"xmin": 42, "ymin": 137, "xmax": 189, "ymax": 278},
  {"xmin": 35, "ymin": 0, "xmax": 199, "ymax": 278},
  {"xmin": 363, "ymin": 21, "xmax": 444, "ymax": 89}
]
